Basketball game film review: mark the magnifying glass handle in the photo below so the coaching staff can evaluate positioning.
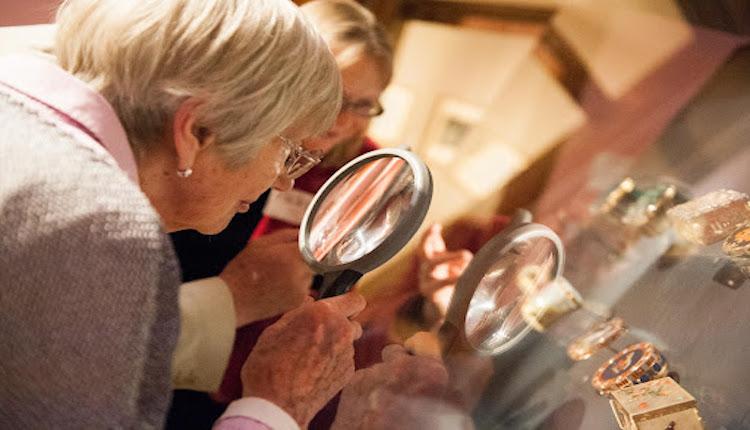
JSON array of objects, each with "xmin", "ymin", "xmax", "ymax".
[{"xmin": 318, "ymin": 269, "xmax": 364, "ymax": 299}]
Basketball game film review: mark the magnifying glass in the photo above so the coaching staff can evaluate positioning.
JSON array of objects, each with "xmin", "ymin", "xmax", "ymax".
[
  {"xmin": 299, "ymin": 148, "xmax": 433, "ymax": 298},
  {"xmin": 439, "ymin": 211, "xmax": 566, "ymax": 356}
]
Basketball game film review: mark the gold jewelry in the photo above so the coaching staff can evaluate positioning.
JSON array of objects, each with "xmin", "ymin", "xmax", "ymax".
[{"xmin": 592, "ymin": 342, "xmax": 668, "ymax": 395}]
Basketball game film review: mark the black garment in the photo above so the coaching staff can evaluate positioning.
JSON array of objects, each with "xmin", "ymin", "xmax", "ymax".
[
  {"xmin": 170, "ymin": 191, "xmax": 269, "ymax": 282},
  {"xmin": 165, "ymin": 390, "xmax": 225, "ymax": 430},
  {"xmin": 165, "ymin": 191, "xmax": 269, "ymax": 430}
]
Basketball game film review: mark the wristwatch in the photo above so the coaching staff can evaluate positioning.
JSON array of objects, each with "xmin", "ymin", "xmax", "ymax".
[{"xmin": 592, "ymin": 342, "xmax": 669, "ymax": 395}]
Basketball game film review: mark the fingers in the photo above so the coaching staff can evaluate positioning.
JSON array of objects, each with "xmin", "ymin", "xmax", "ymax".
[
  {"xmin": 351, "ymin": 320, "xmax": 363, "ymax": 340},
  {"xmin": 427, "ymin": 250, "xmax": 472, "ymax": 267},
  {"xmin": 427, "ymin": 253, "xmax": 471, "ymax": 281},
  {"xmin": 431, "ymin": 286, "xmax": 454, "ymax": 316},
  {"xmin": 419, "ymin": 224, "xmax": 446, "ymax": 259},
  {"xmin": 316, "ymin": 292, "xmax": 366, "ymax": 341},
  {"xmin": 381, "ymin": 343, "xmax": 409, "ymax": 362},
  {"xmin": 420, "ymin": 278, "xmax": 457, "ymax": 297},
  {"xmin": 420, "ymin": 250, "xmax": 472, "ymax": 296},
  {"xmin": 321, "ymin": 291, "xmax": 366, "ymax": 318}
]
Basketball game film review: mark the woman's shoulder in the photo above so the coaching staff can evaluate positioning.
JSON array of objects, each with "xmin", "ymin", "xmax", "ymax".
[{"xmin": 0, "ymin": 90, "xmax": 171, "ymax": 267}]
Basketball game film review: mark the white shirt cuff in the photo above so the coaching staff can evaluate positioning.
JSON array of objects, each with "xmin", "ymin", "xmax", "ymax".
[
  {"xmin": 221, "ymin": 397, "xmax": 300, "ymax": 430},
  {"xmin": 172, "ymin": 277, "xmax": 237, "ymax": 391}
]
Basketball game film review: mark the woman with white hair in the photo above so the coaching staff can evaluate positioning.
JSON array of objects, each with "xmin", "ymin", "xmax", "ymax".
[
  {"xmin": 165, "ymin": 2, "xmax": 395, "ymax": 428},
  {"xmin": 158, "ymin": 0, "xmax": 396, "ymax": 409},
  {"xmin": 0, "ymin": 0, "xmax": 363, "ymax": 428}
]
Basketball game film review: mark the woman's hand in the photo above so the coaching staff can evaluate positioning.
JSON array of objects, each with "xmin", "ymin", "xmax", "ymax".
[
  {"xmin": 220, "ymin": 229, "xmax": 313, "ymax": 327},
  {"xmin": 332, "ymin": 344, "xmax": 472, "ymax": 430},
  {"xmin": 241, "ymin": 292, "xmax": 366, "ymax": 428},
  {"xmin": 417, "ymin": 224, "xmax": 473, "ymax": 318}
]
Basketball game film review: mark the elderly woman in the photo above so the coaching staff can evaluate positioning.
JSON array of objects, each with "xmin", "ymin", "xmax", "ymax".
[
  {"xmin": 0, "ymin": 0, "xmax": 362, "ymax": 428},
  {"xmin": 221, "ymin": 0, "xmax": 395, "ymax": 396},
  {"xmin": 251, "ymin": 0, "xmax": 394, "ymax": 238},
  {"xmin": 162, "ymin": 2, "xmax": 393, "ymax": 428}
]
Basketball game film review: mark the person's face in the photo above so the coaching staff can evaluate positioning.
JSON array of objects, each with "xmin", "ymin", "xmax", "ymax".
[
  {"xmin": 160, "ymin": 138, "xmax": 294, "ymax": 234},
  {"xmin": 304, "ymin": 54, "xmax": 388, "ymax": 154}
]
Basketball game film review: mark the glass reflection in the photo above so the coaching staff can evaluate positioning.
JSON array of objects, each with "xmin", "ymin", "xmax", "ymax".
[
  {"xmin": 465, "ymin": 236, "xmax": 558, "ymax": 353},
  {"xmin": 308, "ymin": 157, "xmax": 414, "ymax": 266}
]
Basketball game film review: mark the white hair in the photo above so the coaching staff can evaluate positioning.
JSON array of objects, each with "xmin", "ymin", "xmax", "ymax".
[
  {"xmin": 54, "ymin": 0, "xmax": 342, "ymax": 166},
  {"xmin": 301, "ymin": 0, "xmax": 393, "ymax": 82}
]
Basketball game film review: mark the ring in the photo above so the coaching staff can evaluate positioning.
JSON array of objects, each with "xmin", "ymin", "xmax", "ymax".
[{"xmin": 567, "ymin": 317, "xmax": 627, "ymax": 361}]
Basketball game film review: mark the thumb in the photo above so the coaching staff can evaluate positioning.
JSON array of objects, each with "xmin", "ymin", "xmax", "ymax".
[{"xmin": 320, "ymin": 291, "xmax": 366, "ymax": 318}]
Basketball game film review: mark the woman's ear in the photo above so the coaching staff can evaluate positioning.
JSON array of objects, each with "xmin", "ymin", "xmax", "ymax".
[{"xmin": 171, "ymin": 98, "xmax": 216, "ymax": 172}]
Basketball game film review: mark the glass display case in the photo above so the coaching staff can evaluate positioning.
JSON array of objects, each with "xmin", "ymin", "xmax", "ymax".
[{"xmin": 470, "ymin": 48, "xmax": 750, "ymax": 429}]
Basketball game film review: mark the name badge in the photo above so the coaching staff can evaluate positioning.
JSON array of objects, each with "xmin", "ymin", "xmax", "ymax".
[{"xmin": 263, "ymin": 188, "xmax": 315, "ymax": 226}]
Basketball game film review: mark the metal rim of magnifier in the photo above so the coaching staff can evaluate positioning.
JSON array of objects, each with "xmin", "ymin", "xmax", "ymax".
[
  {"xmin": 443, "ymin": 222, "xmax": 565, "ymax": 356},
  {"xmin": 299, "ymin": 148, "xmax": 433, "ymax": 275}
]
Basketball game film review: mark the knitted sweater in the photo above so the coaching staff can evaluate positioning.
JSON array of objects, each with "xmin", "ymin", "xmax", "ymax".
[{"xmin": 0, "ymin": 83, "xmax": 180, "ymax": 428}]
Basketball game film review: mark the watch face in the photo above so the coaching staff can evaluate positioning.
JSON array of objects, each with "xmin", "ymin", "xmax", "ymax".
[
  {"xmin": 567, "ymin": 317, "xmax": 626, "ymax": 361},
  {"xmin": 601, "ymin": 349, "xmax": 644, "ymax": 380},
  {"xmin": 592, "ymin": 342, "xmax": 667, "ymax": 394}
]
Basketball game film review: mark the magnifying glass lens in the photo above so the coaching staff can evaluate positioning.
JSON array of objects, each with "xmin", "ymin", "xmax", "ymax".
[{"xmin": 308, "ymin": 158, "xmax": 414, "ymax": 265}]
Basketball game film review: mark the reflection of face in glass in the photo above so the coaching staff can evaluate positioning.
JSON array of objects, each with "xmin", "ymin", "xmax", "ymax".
[
  {"xmin": 464, "ymin": 237, "xmax": 557, "ymax": 353},
  {"xmin": 308, "ymin": 157, "xmax": 414, "ymax": 265}
]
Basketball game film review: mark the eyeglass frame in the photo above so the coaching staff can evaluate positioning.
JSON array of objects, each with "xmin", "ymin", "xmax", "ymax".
[
  {"xmin": 341, "ymin": 95, "xmax": 384, "ymax": 118},
  {"xmin": 278, "ymin": 136, "xmax": 324, "ymax": 180}
]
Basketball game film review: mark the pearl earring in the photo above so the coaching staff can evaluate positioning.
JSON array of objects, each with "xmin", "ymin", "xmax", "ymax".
[{"xmin": 176, "ymin": 168, "xmax": 193, "ymax": 178}]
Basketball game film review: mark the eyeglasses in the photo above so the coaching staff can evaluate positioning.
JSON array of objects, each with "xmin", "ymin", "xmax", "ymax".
[
  {"xmin": 341, "ymin": 95, "xmax": 384, "ymax": 118},
  {"xmin": 279, "ymin": 136, "xmax": 323, "ymax": 180}
]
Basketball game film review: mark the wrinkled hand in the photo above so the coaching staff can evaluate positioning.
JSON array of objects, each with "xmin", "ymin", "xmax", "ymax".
[
  {"xmin": 417, "ymin": 224, "xmax": 473, "ymax": 318},
  {"xmin": 407, "ymin": 331, "xmax": 494, "ymax": 412},
  {"xmin": 332, "ymin": 344, "xmax": 473, "ymax": 430},
  {"xmin": 241, "ymin": 292, "xmax": 366, "ymax": 428},
  {"xmin": 220, "ymin": 229, "xmax": 313, "ymax": 327}
]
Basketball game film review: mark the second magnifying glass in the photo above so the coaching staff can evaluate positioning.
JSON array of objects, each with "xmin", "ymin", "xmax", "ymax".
[{"xmin": 439, "ymin": 212, "xmax": 566, "ymax": 356}]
